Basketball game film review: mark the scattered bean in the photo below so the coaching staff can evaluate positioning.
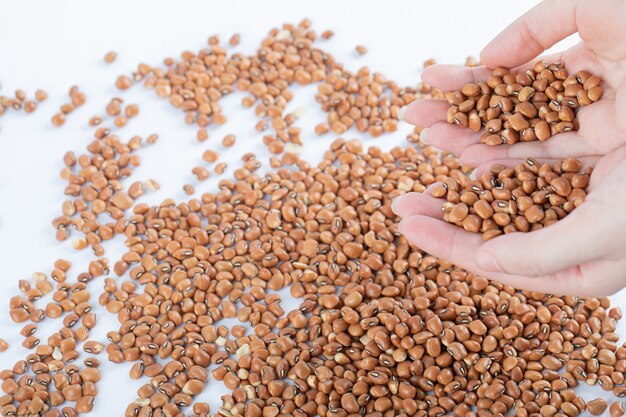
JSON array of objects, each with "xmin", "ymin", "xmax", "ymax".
[
  {"xmin": 104, "ymin": 51, "xmax": 117, "ymax": 63},
  {"xmin": 222, "ymin": 134, "xmax": 236, "ymax": 147},
  {"xmin": 588, "ymin": 399, "xmax": 609, "ymax": 416},
  {"xmin": 51, "ymin": 112, "xmax": 65, "ymax": 127},
  {"xmin": 115, "ymin": 75, "xmax": 132, "ymax": 90},
  {"xmin": 35, "ymin": 89, "xmax": 48, "ymax": 101},
  {"xmin": 611, "ymin": 402, "xmax": 625, "ymax": 417}
]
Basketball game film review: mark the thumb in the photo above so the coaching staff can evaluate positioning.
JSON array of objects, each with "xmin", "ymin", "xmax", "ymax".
[
  {"xmin": 475, "ymin": 201, "xmax": 611, "ymax": 277},
  {"xmin": 480, "ymin": 0, "xmax": 579, "ymax": 68}
]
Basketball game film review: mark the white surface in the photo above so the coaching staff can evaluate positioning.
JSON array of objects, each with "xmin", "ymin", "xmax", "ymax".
[{"xmin": 0, "ymin": 0, "xmax": 623, "ymax": 415}]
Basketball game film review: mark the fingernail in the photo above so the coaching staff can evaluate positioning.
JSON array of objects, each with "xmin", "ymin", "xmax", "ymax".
[
  {"xmin": 419, "ymin": 128, "xmax": 429, "ymax": 144},
  {"xmin": 423, "ymin": 182, "xmax": 438, "ymax": 196},
  {"xmin": 398, "ymin": 106, "xmax": 408, "ymax": 122},
  {"xmin": 475, "ymin": 252, "xmax": 500, "ymax": 272},
  {"xmin": 391, "ymin": 194, "xmax": 406, "ymax": 216},
  {"xmin": 468, "ymin": 169, "xmax": 476, "ymax": 180},
  {"xmin": 398, "ymin": 218, "xmax": 410, "ymax": 235}
]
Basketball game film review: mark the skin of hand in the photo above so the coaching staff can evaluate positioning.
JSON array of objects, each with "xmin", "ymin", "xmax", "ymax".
[{"xmin": 394, "ymin": 0, "xmax": 626, "ymax": 296}]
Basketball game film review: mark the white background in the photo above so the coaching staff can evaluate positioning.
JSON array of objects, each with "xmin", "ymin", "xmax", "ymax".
[{"xmin": 0, "ymin": 0, "xmax": 623, "ymax": 415}]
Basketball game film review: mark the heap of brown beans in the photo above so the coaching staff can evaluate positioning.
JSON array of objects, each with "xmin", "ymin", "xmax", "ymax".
[
  {"xmin": 103, "ymin": 139, "xmax": 467, "ymax": 417},
  {"xmin": 99, "ymin": 139, "xmax": 626, "ymax": 417},
  {"xmin": 446, "ymin": 61, "xmax": 603, "ymax": 145},
  {"xmin": 0, "ymin": 356, "xmax": 100, "ymax": 416},
  {"xmin": 435, "ymin": 157, "xmax": 590, "ymax": 240}
]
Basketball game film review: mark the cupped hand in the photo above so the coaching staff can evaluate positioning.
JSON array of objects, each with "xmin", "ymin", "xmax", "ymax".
[
  {"xmin": 401, "ymin": 0, "xmax": 626, "ymax": 168},
  {"xmin": 394, "ymin": 0, "xmax": 626, "ymax": 297},
  {"xmin": 393, "ymin": 144, "xmax": 626, "ymax": 297}
]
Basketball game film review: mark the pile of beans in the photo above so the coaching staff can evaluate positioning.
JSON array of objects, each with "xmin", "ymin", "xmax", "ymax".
[
  {"xmin": 434, "ymin": 158, "xmax": 591, "ymax": 240},
  {"xmin": 104, "ymin": 139, "xmax": 456, "ymax": 417},
  {"xmin": 102, "ymin": 139, "xmax": 626, "ymax": 417},
  {"xmin": 446, "ymin": 61, "xmax": 603, "ymax": 145},
  {"xmin": 2, "ymin": 19, "xmax": 624, "ymax": 417}
]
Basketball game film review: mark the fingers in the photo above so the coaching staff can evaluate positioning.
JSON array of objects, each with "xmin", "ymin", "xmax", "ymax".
[
  {"xmin": 423, "ymin": 123, "xmax": 481, "ymax": 155},
  {"xmin": 577, "ymin": 100, "xmax": 623, "ymax": 149},
  {"xmin": 397, "ymin": 215, "xmax": 583, "ymax": 295},
  {"xmin": 399, "ymin": 215, "xmax": 626, "ymax": 297},
  {"xmin": 458, "ymin": 132, "xmax": 597, "ymax": 167},
  {"xmin": 398, "ymin": 214, "xmax": 619, "ymax": 297},
  {"xmin": 616, "ymin": 79, "xmax": 626, "ymax": 132},
  {"xmin": 493, "ymin": 258, "xmax": 626, "ymax": 297},
  {"xmin": 488, "ymin": 268, "xmax": 583, "ymax": 295},
  {"xmin": 391, "ymin": 192, "xmax": 443, "ymax": 219},
  {"xmin": 480, "ymin": 0, "xmax": 579, "ymax": 68},
  {"xmin": 401, "ymin": 99, "xmax": 448, "ymax": 127},
  {"xmin": 475, "ymin": 200, "xmax": 611, "ymax": 277},
  {"xmin": 421, "ymin": 65, "xmax": 493, "ymax": 91},
  {"xmin": 401, "ymin": 101, "xmax": 484, "ymax": 155},
  {"xmin": 399, "ymin": 215, "xmax": 485, "ymax": 271},
  {"xmin": 568, "ymin": 260, "xmax": 626, "ymax": 297}
]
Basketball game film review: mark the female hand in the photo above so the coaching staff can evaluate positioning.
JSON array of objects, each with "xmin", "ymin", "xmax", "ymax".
[
  {"xmin": 401, "ymin": 0, "xmax": 626, "ymax": 168},
  {"xmin": 395, "ymin": 0, "xmax": 626, "ymax": 296},
  {"xmin": 393, "ymin": 146, "xmax": 626, "ymax": 297}
]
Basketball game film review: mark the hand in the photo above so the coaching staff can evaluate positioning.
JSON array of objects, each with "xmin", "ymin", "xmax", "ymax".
[
  {"xmin": 395, "ymin": 0, "xmax": 626, "ymax": 296},
  {"xmin": 393, "ymin": 146, "xmax": 626, "ymax": 297},
  {"xmin": 401, "ymin": 0, "xmax": 626, "ymax": 168}
]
